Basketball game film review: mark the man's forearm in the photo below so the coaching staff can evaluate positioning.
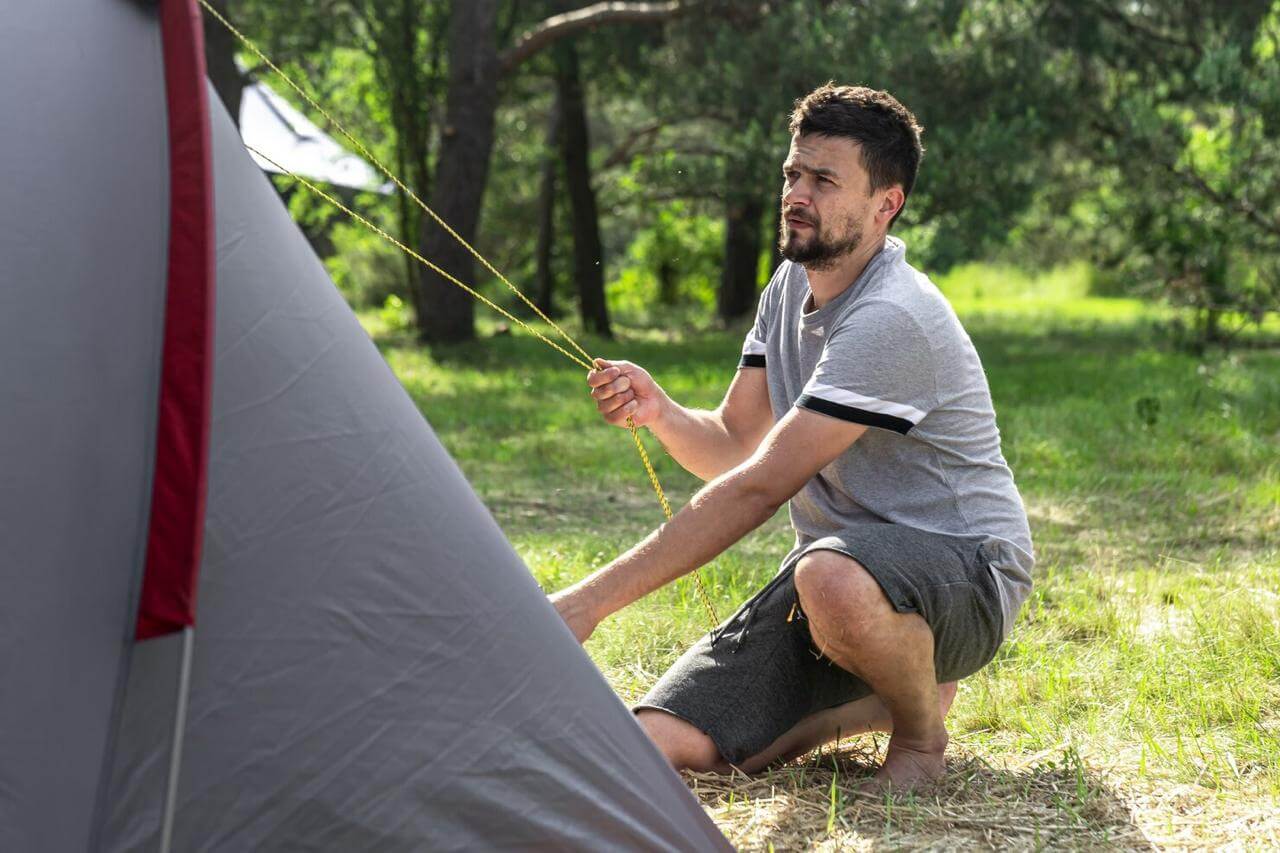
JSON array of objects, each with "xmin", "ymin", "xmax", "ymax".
[
  {"xmin": 650, "ymin": 398, "xmax": 754, "ymax": 481},
  {"xmin": 566, "ymin": 467, "xmax": 781, "ymax": 623}
]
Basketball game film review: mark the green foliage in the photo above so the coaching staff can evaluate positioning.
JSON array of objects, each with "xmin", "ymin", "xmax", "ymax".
[
  {"xmin": 606, "ymin": 202, "xmax": 724, "ymax": 321},
  {"xmin": 378, "ymin": 293, "xmax": 412, "ymax": 333},
  {"xmin": 322, "ymin": 212, "xmax": 406, "ymax": 308},
  {"xmin": 227, "ymin": 0, "xmax": 1278, "ymax": 344},
  {"xmin": 1022, "ymin": 0, "xmax": 1280, "ymax": 344}
]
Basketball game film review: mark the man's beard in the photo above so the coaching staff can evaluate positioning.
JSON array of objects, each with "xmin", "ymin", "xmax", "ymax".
[{"xmin": 778, "ymin": 208, "xmax": 864, "ymax": 271}]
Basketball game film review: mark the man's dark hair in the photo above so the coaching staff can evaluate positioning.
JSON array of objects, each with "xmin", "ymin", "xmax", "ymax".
[{"xmin": 788, "ymin": 83, "xmax": 924, "ymax": 227}]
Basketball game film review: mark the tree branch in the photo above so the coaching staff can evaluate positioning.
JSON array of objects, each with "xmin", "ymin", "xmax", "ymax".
[
  {"xmin": 499, "ymin": 1, "xmax": 684, "ymax": 76},
  {"xmin": 1163, "ymin": 161, "xmax": 1280, "ymax": 240},
  {"xmin": 601, "ymin": 121, "xmax": 667, "ymax": 169},
  {"xmin": 1081, "ymin": 0, "xmax": 1197, "ymax": 54},
  {"xmin": 1089, "ymin": 118, "xmax": 1280, "ymax": 240}
]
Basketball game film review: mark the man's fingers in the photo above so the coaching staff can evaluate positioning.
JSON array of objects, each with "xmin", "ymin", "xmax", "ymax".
[
  {"xmin": 597, "ymin": 389, "xmax": 635, "ymax": 414},
  {"xmin": 586, "ymin": 365, "xmax": 621, "ymax": 389},
  {"xmin": 603, "ymin": 400, "xmax": 640, "ymax": 425},
  {"xmin": 587, "ymin": 359, "xmax": 644, "ymax": 427},
  {"xmin": 590, "ymin": 375, "xmax": 631, "ymax": 400}
]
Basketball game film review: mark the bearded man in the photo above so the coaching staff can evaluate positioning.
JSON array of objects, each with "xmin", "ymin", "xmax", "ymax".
[{"xmin": 551, "ymin": 83, "xmax": 1034, "ymax": 789}]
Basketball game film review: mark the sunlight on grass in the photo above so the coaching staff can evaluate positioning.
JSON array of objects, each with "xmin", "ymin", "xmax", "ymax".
[{"xmin": 935, "ymin": 261, "xmax": 1096, "ymax": 302}]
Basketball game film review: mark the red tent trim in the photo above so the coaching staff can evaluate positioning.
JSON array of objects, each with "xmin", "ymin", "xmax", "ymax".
[{"xmin": 136, "ymin": 0, "xmax": 215, "ymax": 640}]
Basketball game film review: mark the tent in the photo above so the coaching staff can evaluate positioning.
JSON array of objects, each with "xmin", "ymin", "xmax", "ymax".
[
  {"xmin": 240, "ymin": 74, "xmax": 390, "ymax": 192},
  {"xmin": 0, "ymin": 1, "xmax": 730, "ymax": 850}
]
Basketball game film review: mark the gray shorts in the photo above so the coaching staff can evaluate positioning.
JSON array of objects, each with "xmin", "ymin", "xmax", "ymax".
[{"xmin": 635, "ymin": 523, "xmax": 1004, "ymax": 765}]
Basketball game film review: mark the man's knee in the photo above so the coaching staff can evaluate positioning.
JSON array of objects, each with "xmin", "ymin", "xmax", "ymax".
[
  {"xmin": 635, "ymin": 709, "xmax": 724, "ymax": 773},
  {"xmin": 794, "ymin": 550, "xmax": 895, "ymax": 653}
]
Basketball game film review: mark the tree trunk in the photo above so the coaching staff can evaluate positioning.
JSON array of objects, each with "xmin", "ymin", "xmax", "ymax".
[
  {"xmin": 718, "ymin": 195, "xmax": 766, "ymax": 322},
  {"xmin": 658, "ymin": 259, "xmax": 678, "ymax": 305},
  {"xmin": 1203, "ymin": 260, "xmax": 1230, "ymax": 345},
  {"xmin": 769, "ymin": 203, "xmax": 783, "ymax": 276},
  {"xmin": 555, "ymin": 42, "xmax": 612, "ymax": 338},
  {"xmin": 381, "ymin": 1, "xmax": 433, "ymax": 303},
  {"xmin": 203, "ymin": 0, "xmax": 243, "ymax": 126},
  {"xmin": 534, "ymin": 98, "xmax": 562, "ymax": 317},
  {"xmin": 413, "ymin": 1, "xmax": 498, "ymax": 344}
]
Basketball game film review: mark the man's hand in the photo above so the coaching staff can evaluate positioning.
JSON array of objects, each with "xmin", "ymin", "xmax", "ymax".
[
  {"xmin": 549, "ymin": 586, "xmax": 601, "ymax": 644},
  {"xmin": 587, "ymin": 358, "xmax": 667, "ymax": 428}
]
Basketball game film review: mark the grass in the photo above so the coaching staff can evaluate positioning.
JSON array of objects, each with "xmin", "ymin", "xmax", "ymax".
[{"xmin": 364, "ymin": 265, "xmax": 1279, "ymax": 848}]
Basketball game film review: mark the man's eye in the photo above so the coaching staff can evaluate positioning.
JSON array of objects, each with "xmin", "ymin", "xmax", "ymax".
[{"xmin": 817, "ymin": 176, "xmax": 832, "ymax": 184}]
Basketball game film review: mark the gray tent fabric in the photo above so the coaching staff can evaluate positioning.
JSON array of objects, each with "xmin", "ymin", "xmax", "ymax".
[
  {"xmin": 0, "ymin": 2, "xmax": 170, "ymax": 851},
  {"xmin": 3, "ymin": 2, "xmax": 729, "ymax": 850}
]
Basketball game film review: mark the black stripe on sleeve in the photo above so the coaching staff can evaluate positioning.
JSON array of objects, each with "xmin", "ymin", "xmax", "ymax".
[
  {"xmin": 796, "ymin": 393, "xmax": 914, "ymax": 435},
  {"xmin": 738, "ymin": 354, "xmax": 766, "ymax": 368}
]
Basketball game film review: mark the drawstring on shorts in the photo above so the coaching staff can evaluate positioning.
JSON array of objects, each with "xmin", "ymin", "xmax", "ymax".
[{"xmin": 710, "ymin": 563, "xmax": 801, "ymax": 652}]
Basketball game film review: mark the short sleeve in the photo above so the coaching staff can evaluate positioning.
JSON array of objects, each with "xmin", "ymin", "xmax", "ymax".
[
  {"xmin": 796, "ymin": 301, "xmax": 936, "ymax": 434},
  {"xmin": 738, "ymin": 267, "xmax": 783, "ymax": 369}
]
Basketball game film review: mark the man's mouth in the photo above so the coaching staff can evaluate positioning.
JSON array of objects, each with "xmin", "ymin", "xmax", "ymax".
[{"xmin": 786, "ymin": 216, "xmax": 814, "ymax": 229}]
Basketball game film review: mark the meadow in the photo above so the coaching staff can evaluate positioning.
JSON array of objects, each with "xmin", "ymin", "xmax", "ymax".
[{"xmin": 366, "ymin": 265, "xmax": 1279, "ymax": 849}]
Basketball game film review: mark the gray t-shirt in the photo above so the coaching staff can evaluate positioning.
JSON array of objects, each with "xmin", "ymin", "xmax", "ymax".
[{"xmin": 739, "ymin": 236, "xmax": 1034, "ymax": 635}]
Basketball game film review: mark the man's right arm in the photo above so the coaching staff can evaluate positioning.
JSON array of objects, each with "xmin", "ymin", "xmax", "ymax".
[{"xmin": 587, "ymin": 359, "xmax": 772, "ymax": 482}]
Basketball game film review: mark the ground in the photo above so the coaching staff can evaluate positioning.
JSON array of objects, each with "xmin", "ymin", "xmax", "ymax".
[{"xmin": 366, "ymin": 264, "xmax": 1279, "ymax": 849}]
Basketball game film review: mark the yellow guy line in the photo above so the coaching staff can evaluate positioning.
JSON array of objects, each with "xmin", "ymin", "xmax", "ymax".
[
  {"xmin": 205, "ymin": 4, "xmax": 720, "ymax": 628},
  {"xmin": 246, "ymin": 148, "xmax": 718, "ymax": 629},
  {"xmin": 249, "ymin": 146, "xmax": 594, "ymax": 370}
]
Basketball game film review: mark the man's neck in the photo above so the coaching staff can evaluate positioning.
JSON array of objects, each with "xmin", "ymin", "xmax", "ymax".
[{"xmin": 804, "ymin": 234, "xmax": 887, "ymax": 310}]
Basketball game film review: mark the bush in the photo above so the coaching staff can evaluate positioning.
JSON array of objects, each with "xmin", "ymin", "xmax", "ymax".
[{"xmin": 606, "ymin": 201, "xmax": 723, "ymax": 323}]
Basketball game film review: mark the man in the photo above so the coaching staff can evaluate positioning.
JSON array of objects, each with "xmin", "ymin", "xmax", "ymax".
[{"xmin": 551, "ymin": 84, "xmax": 1033, "ymax": 789}]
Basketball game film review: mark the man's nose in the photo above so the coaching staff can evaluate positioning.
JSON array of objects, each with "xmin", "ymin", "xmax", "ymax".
[{"xmin": 782, "ymin": 180, "xmax": 809, "ymax": 207}]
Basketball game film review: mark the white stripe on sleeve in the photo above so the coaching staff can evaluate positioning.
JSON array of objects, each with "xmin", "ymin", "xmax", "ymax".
[{"xmin": 801, "ymin": 381, "xmax": 928, "ymax": 424}]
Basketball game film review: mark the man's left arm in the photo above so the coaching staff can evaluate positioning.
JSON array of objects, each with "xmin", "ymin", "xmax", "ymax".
[{"xmin": 551, "ymin": 408, "xmax": 866, "ymax": 642}]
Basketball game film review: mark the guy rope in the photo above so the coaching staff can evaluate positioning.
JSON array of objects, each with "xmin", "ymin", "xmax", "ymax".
[{"xmin": 198, "ymin": 0, "xmax": 720, "ymax": 628}]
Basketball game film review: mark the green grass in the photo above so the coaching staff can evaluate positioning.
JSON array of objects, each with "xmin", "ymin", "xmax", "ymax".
[{"xmin": 364, "ymin": 266, "xmax": 1279, "ymax": 845}]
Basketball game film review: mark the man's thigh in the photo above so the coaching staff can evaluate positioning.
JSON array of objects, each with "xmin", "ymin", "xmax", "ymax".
[{"xmin": 793, "ymin": 526, "xmax": 1005, "ymax": 692}]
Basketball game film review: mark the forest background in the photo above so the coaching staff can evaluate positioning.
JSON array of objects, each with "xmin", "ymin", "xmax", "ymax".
[{"xmin": 208, "ymin": 0, "xmax": 1279, "ymax": 348}]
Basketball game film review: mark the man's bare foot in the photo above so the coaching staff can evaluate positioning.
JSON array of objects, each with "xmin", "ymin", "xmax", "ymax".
[{"xmin": 863, "ymin": 733, "xmax": 948, "ymax": 792}]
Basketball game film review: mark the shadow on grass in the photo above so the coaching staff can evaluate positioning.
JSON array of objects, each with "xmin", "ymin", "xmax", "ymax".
[{"xmin": 690, "ymin": 741, "xmax": 1152, "ymax": 850}]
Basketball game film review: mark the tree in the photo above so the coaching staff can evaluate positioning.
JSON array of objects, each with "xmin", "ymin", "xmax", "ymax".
[
  {"xmin": 554, "ymin": 39, "xmax": 612, "ymax": 337},
  {"xmin": 217, "ymin": 0, "xmax": 689, "ymax": 344},
  {"xmin": 418, "ymin": 0, "xmax": 500, "ymax": 343},
  {"xmin": 1037, "ymin": 0, "xmax": 1279, "ymax": 345},
  {"xmin": 719, "ymin": 195, "xmax": 766, "ymax": 321},
  {"xmin": 414, "ymin": 0, "xmax": 689, "ymax": 342},
  {"xmin": 533, "ymin": 99, "xmax": 562, "ymax": 316}
]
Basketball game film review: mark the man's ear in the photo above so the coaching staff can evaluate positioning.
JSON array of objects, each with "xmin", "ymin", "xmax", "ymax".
[{"xmin": 878, "ymin": 186, "xmax": 905, "ymax": 224}]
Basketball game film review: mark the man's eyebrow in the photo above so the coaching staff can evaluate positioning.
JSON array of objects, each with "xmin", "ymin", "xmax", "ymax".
[{"xmin": 783, "ymin": 161, "xmax": 840, "ymax": 179}]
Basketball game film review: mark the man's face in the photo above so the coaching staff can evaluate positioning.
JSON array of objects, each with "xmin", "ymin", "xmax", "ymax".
[{"xmin": 778, "ymin": 133, "xmax": 879, "ymax": 270}]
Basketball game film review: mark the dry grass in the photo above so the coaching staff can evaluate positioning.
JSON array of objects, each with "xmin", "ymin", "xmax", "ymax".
[{"xmin": 687, "ymin": 739, "xmax": 1279, "ymax": 850}]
